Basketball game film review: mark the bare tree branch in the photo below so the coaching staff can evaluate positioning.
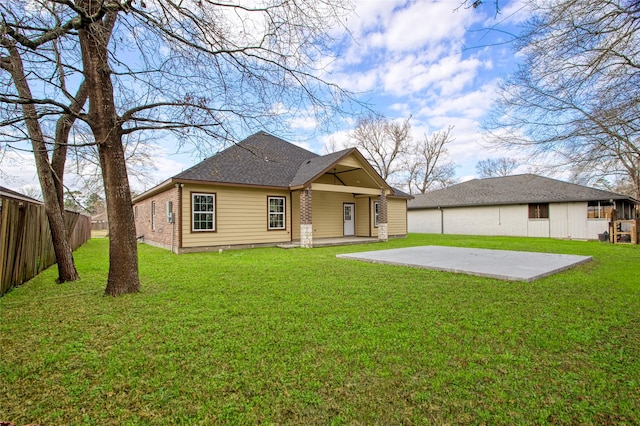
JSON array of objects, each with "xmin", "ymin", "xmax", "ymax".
[{"xmin": 484, "ymin": 0, "xmax": 640, "ymax": 198}]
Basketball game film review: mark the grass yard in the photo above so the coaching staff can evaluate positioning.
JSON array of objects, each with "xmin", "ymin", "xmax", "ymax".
[{"xmin": 1, "ymin": 234, "xmax": 639, "ymax": 425}]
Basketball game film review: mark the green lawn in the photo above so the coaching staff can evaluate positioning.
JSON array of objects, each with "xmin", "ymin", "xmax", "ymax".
[{"xmin": 1, "ymin": 234, "xmax": 639, "ymax": 425}]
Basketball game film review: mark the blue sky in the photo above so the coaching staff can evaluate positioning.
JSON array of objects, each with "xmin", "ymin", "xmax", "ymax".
[{"xmin": 5, "ymin": 0, "xmax": 531, "ymax": 195}]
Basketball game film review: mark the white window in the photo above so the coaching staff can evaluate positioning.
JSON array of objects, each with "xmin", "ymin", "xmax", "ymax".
[
  {"xmin": 374, "ymin": 201, "xmax": 379, "ymax": 227},
  {"xmin": 268, "ymin": 196, "xmax": 286, "ymax": 230},
  {"xmin": 192, "ymin": 193, "xmax": 216, "ymax": 231}
]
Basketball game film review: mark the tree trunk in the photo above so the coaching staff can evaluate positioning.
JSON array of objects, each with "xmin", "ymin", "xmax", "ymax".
[
  {"xmin": 51, "ymin": 82, "xmax": 87, "ymax": 212},
  {"xmin": 3, "ymin": 44, "xmax": 79, "ymax": 283},
  {"xmin": 78, "ymin": 7, "xmax": 140, "ymax": 296}
]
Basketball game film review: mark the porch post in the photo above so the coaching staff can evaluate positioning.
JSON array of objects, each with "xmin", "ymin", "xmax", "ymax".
[
  {"xmin": 300, "ymin": 187, "xmax": 313, "ymax": 248},
  {"xmin": 378, "ymin": 188, "xmax": 388, "ymax": 242}
]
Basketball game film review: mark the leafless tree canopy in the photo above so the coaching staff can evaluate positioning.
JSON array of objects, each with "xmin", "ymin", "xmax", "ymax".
[
  {"xmin": 1, "ymin": 0, "xmax": 358, "ymax": 295},
  {"xmin": 349, "ymin": 115, "xmax": 411, "ymax": 180},
  {"xmin": 1, "ymin": 0, "xmax": 356, "ymax": 150},
  {"xmin": 347, "ymin": 115, "xmax": 457, "ymax": 194},
  {"xmin": 484, "ymin": 0, "xmax": 640, "ymax": 198},
  {"xmin": 406, "ymin": 126, "xmax": 457, "ymax": 194},
  {"xmin": 475, "ymin": 157, "xmax": 519, "ymax": 178}
]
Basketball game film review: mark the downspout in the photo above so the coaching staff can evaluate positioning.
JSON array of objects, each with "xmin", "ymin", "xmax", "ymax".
[
  {"xmin": 171, "ymin": 217, "xmax": 175, "ymax": 253},
  {"xmin": 438, "ymin": 206, "xmax": 444, "ymax": 234},
  {"xmin": 177, "ymin": 183, "xmax": 183, "ymax": 253}
]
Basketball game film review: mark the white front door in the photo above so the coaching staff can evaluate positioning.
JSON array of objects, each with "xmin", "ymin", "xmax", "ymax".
[{"xmin": 343, "ymin": 203, "xmax": 355, "ymax": 236}]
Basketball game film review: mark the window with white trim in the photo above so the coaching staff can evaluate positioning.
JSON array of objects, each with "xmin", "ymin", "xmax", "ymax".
[
  {"xmin": 192, "ymin": 193, "xmax": 216, "ymax": 231},
  {"xmin": 268, "ymin": 196, "xmax": 286, "ymax": 230},
  {"xmin": 374, "ymin": 201, "xmax": 379, "ymax": 227}
]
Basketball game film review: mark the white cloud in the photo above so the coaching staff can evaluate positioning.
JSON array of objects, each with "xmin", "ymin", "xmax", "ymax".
[
  {"xmin": 289, "ymin": 116, "xmax": 319, "ymax": 131},
  {"xmin": 1, "ymin": 150, "xmax": 39, "ymax": 190},
  {"xmin": 319, "ymin": 129, "xmax": 351, "ymax": 154},
  {"xmin": 420, "ymin": 82, "xmax": 498, "ymax": 119},
  {"xmin": 378, "ymin": 1, "xmax": 478, "ymax": 52}
]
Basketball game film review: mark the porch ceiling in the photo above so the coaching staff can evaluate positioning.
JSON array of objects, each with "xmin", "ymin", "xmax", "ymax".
[
  {"xmin": 311, "ymin": 183, "xmax": 381, "ymax": 195},
  {"xmin": 322, "ymin": 164, "xmax": 383, "ymax": 189}
]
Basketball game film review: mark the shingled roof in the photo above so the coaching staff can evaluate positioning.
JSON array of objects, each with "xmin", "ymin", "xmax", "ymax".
[
  {"xmin": 408, "ymin": 174, "xmax": 637, "ymax": 209},
  {"xmin": 175, "ymin": 131, "xmax": 319, "ymax": 187},
  {"xmin": 133, "ymin": 132, "xmax": 412, "ymax": 203}
]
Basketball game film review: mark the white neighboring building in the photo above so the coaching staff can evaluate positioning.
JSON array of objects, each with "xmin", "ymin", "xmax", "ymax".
[{"xmin": 408, "ymin": 174, "xmax": 638, "ymax": 240}]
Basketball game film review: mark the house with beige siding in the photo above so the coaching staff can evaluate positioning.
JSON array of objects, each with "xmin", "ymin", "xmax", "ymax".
[
  {"xmin": 408, "ymin": 174, "xmax": 638, "ymax": 241},
  {"xmin": 133, "ymin": 132, "xmax": 411, "ymax": 253}
]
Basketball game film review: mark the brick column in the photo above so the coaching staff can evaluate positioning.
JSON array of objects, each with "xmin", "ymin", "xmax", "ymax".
[
  {"xmin": 300, "ymin": 188, "xmax": 313, "ymax": 248},
  {"xmin": 378, "ymin": 188, "xmax": 388, "ymax": 242}
]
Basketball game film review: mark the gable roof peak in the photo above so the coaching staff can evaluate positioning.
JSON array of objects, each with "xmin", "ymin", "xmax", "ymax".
[{"xmin": 174, "ymin": 132, "xmax": 318, "ymax": 187}]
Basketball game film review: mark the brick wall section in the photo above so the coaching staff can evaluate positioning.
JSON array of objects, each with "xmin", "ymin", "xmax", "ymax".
[
  {"xmin": 378, "ymin": 189, "xmax": 388, "ymax": 224},
  {"xmin": 300, "ymin": 188, "xmax": 313, "ymax": 248},
  {"xmin": 378, "ymin": 189, "xmax": 388, "ymax": 242},
  {"xmin": 300, "ymin": 188, "xmax": 312, "ymax": 224},
  {"xmin": 134, "ymin": 186, "xmax": 180, "ymax": 252}
]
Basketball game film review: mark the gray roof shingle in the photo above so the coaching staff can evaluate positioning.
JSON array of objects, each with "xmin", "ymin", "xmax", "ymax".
[
  {"xmin": 408, "ymin": 174, "xmax": 637, "ymax": 209},
  {"xmin": 290, "ymin": 148, "xmax": 354, "ymax": 187},
  {"xmin": 175, "ymin": 132, "xmax": 318, "ymax": 187}
]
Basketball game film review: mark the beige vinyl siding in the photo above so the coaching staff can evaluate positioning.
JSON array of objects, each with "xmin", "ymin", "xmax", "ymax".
[
  {"xmin": 181, "ymin": 184, "xmax": 291, "ymax": 248},
  {"xmin": 338, "ymin": 156, "xmax": 361, "ymax": 168},
  {"xmin": 311, "ymin": 191, "xmax": 358, "ymax": 238},
  {"xmin": 369, "ymin": 199, "xmax": 378, "ymax": 237},
  {"xmin": 388, "ymin": 198, "xmax": 408, "ymax": 236},
  {"xmin": 314, "ymin": 174, "xmax": 338, "ymax": 185},
  {"xmin": 355, "ymin": 197, "xmax": 371, "ymax": 237},
  {"xmin": 291, "ymin": 190, "xmax": 300, "ymax": 240}
]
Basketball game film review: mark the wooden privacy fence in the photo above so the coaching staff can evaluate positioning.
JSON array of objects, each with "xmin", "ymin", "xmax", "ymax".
[{"xmin": 0, "ymin": 196, "xmax": 91, "ymax": 296}]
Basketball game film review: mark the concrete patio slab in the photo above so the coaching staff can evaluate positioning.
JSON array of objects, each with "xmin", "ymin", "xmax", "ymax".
[{"xmin": 337, "ymin": 246, "xmax": 592, "ymax": 282}]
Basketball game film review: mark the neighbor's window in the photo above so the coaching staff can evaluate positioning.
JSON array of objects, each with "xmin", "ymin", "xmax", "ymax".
[
  {"xmin": 268, "ymin": 196, "xmax": 286, "ymax": 230},
  {"xmin": 528, "ymin": 203, "xmax": 549, "ymax": 219},
  {"xmin": 587, "ymin": 200, "xmax": 613, "ymax": 219},
  {"xmin": 374, "ymin": 201, "xmax": 379, "ymax": 227},
  {"xmin": 134, "ymin": 206, "xmax": 139, "ymax": 220},
  {"xmin": 192, "ymin": 193, "xmax": 216, "ymax": 231}
]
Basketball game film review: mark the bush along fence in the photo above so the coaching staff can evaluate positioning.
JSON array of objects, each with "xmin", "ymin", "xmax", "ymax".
[{"xmin": 0, "ymin": 191, "xmax": 91, "ymax": 296}]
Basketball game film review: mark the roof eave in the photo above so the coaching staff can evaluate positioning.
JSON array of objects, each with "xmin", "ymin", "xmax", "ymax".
[
  {"xmin": 408, "ymin": 196, "xmax": 640, "ymax": 210},
  {"xmin": 297, "ymin": 148, "xmax": 391, "ymax": 191},
  {"xmin": 132, "ymin": 178, "xmax": 176, "ymax": 203}
]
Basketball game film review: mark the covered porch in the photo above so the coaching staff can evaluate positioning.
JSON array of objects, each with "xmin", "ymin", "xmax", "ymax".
[{"xmin": 277, "ymin": 236, "xmax": 379, "ymax": 249}]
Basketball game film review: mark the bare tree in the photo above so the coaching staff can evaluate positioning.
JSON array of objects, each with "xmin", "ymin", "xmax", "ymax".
[
  {"xmin": 349, "ymin": 114, "xmax": 411, "ymax": 180},
  {"xmin": 2, "ymin": 0, "xmax": 358, "ymax": 295},
  {"xmin": 0, "ymin": 25, "xmax": 94, "ymax": 282},
  {"xmin": 21, "ymin": 185, "xmax": 43, "ymax": 202},
  {"xmin": 476, "ymin": 157, "xmax": 519, "ymax": 178},
  {"xmin": 406, "ymin": 126, "xmax": 457, "ymax": 194},
  {"xmin": 484, "ymin": 0, "xmax": 640, "ymax": 198}
]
